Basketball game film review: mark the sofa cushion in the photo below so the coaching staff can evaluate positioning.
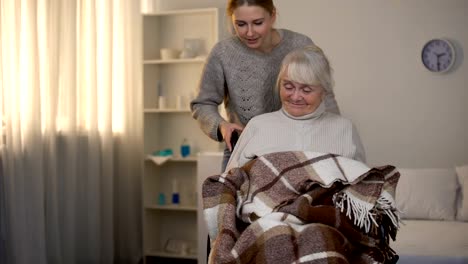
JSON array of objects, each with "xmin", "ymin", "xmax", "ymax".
[
  {"xmin": 455, "ymin": 165, "xmax": 468, "ymax": 221},
  {"xmin": 390, "ymin": 220, "xmax": 468, "ymax": 259},
  {"xmin": 396, "ymin": 168, "xmax": 458, "ymax": 220}
]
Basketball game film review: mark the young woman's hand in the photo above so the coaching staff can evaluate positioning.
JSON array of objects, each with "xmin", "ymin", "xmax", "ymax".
[{"xmin": 219, "ymin": 121, "xmax": 244, "ymax": 151}]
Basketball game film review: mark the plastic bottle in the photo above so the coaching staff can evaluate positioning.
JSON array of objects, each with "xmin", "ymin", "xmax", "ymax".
[
  {"xmin": 180, "ymin": 138, "xmax": 191, "ymax": 158},
  {"xmin": 158, "ymin": 192, "xmax": 166, "ymax": 205},
  {"xmin": 171, "ymin": 178, "xmax": 180, "ymax": 205}
]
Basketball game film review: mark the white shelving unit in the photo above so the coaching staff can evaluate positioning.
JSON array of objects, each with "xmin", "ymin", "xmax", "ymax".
[{"xmin": 142, "ymin": 7, "xmax": 223, "ymax": 263}]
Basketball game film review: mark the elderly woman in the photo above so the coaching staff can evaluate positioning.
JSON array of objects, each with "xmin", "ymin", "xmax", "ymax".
[
  {"xmin": 203, "ymin": 45, "xmax": 401, "ymax": 264},
  {"xmin": 225, "ymin": 44, "xmax": 366, "ymax": 172}
]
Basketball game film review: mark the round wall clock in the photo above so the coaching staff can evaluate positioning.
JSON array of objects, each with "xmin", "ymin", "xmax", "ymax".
[{"xmin": 421, "ymin": 38, "xmax": 456, "ymax": 73}]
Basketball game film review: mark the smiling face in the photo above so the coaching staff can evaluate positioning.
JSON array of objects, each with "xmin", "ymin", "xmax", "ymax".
[
  {"xmin": 279, "ymin": 73, "xmax": 325, "ymax": 117},
  {"xmin": 231, "ymin": 5, "xmax": 276, "ymax": 52},
  {"xmin": 275, "ymin": 45, "xmax": 333, "ymax": 117}
]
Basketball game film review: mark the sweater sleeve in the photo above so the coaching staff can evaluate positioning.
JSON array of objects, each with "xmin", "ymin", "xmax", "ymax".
[
  {"xmin": 190, "ymin": 46, "xmax": 226, "ymax": 141},
  {"xmin": 351, "ymin": 124, "xmax": 366, "ymax": 163},
  {"xmin": 224, "ymin": 123, "xmax": 256, "ymax": 172}
]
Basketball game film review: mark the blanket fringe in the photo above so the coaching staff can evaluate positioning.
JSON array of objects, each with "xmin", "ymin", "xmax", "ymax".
[
  {"xmin": 334, "ymin": 191, "xmax": 400, "ymax": 234},
  {"xmin": 376, "ymin": 195, "xmax": 401, "ymax": 229},
  {"xmin": 334, "ymin": 192, "xmax": 375, "ymax": 233}
]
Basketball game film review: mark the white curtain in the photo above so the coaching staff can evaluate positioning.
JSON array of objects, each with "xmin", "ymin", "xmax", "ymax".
[{"xmin": 0, "ymin": 0, "xmax": 142, "ymax": 263}]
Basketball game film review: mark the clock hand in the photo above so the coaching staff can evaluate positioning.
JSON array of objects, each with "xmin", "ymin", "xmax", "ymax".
[{"xmin": 435, "ymin": 52, "xmax": 446, "ymax": 68}]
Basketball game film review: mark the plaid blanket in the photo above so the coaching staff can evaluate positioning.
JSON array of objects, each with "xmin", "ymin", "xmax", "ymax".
[{"xmin": 203, "ymin": 151, "xmax": 400, "ymax": 264}]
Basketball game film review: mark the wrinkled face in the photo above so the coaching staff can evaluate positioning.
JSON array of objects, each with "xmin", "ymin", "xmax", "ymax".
[
  {"xmin": 232, "ymin": 5, "xmax": 275, "ymax": 52},
  {"xmin": 279, "ymin": 74, "xmax": 324, "ymax": 117}
]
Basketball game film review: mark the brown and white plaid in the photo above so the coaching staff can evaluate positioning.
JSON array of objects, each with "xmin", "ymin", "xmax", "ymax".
[{"xmin": 203, "ymin": 151, "xmax": 400, "ymax": 264}]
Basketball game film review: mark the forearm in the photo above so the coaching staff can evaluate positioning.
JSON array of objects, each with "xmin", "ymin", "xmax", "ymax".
[
  {"xmin": 191, "ymin": 103, "xmax": 224, "ymax": 141},
  {"xmin": 191, "ymin": 49, "xmax": 226, "ymax": 141}
]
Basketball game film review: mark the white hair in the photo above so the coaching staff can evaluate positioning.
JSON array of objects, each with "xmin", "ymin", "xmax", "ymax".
[{"xmin": 273, "ymin": 44, "xmax": 334, "ymax": 105}]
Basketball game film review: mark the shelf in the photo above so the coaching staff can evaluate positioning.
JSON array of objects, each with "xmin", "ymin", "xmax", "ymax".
[
  {"xmin": 142, "ymin": 7, "xmax": 221, "ymax": 264},
  {"xmin": 143, "ymin": 58, "xmax": 206, "ymax": 64},
  {"xmin": 145, "ymin": 155, "xmax": 197, "ymax": 163},
  {"xmin": 144, "ymin": 108, "xmax": 190, "ymax": 113},
  {"xmin": 170, "ymin": 156, "xmax": 197, "ymax": 162},
  {"xmin": 145, "ymin": 204, "xmax": 197, "ymax": 211},
  {"xmin": 145, "ymin": 250, "xmax": 197, "ymax": 260}
]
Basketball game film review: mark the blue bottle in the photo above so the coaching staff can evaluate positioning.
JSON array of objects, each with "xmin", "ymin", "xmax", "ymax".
[
  {"xmin": 180, "ymin": 138, "xmax": 191, "ymax": 158},
  {"xmin": 171, "ymin": 178, "xmax": 180, "ymax": 205}
]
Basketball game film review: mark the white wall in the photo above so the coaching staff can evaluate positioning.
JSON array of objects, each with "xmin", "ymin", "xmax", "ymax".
[
  {"xmin": 157, "ymin": 0, "xmax": 468, "ymax": 168},
  {"xmin": 273, "ymin": 0, "xmax": 468, "ymax": 168}
]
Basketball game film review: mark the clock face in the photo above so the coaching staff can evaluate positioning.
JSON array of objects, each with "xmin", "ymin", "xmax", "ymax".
[{"xmin": 421, "ymin": 39, "xmax": 455, "ymax": 73}]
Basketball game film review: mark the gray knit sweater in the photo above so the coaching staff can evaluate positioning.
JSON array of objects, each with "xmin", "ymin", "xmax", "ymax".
[
  {"xmin": 225, "ymin": 102, "xmax": 365, "ymax": 172},
  {"xmin": 191, "ymin": 29, "xmax": 340, "ymax": 141}
]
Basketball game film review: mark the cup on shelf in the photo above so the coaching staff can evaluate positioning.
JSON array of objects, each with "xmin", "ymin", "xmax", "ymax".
[
  {"xmin": 175, "ymin": 95, "xmax": 188, "ymax": 110},
  {"xmin": 160, "ymin": 48, "xmax": 181, "ymax": 60},
  {"xmin": 158, "ymin": 96, "xmax": 167, "ymax": 109}
]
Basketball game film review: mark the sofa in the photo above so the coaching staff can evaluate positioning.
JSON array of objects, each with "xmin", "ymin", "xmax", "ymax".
[{"xmin": 390, "ymin": 165, "xmax": 468, "ymax": 264}]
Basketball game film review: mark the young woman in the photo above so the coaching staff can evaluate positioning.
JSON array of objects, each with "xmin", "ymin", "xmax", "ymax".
[
  {"xmin": 190, "ymin": 0, "xmax": 340, "ymax": 170},
  {"xmin": 225, "ymin": 44, "xmax": 365, "ymax": 171}
]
